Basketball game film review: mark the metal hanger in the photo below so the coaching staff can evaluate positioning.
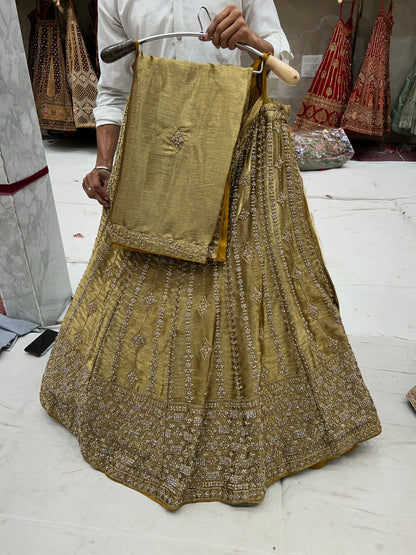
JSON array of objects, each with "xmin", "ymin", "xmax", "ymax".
[{"xmin": 100, "ymin": 6, "xmax": 300, "ymax": 86}]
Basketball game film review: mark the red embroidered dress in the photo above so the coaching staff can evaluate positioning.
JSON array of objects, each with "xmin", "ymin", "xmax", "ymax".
[
  {"xmin": 28, "ymin": 2, "xmax": 76, "ymax": 132},
  {"xmin": 293, "ymin": 1, "xmax": 355, "ymax": 131},
  {"xmin": 341, "ymin": 1, "xmax": 394, "ymax": 136}
]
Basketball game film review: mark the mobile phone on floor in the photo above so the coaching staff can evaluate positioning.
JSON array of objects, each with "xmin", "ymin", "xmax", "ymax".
[{"xmin": 24, "ymin": 329, "xmax": 58, "ymax": 357}]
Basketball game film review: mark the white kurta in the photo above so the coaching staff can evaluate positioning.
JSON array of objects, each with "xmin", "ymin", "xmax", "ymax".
[{"xmin": 94, "ymin": 0, "xmax": 292, "ymax": 126}]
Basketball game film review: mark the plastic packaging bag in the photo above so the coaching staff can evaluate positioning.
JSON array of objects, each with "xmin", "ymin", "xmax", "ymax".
[{"xmin": 292, "ymin": 128, "xmax": 354, "ymax": 171}]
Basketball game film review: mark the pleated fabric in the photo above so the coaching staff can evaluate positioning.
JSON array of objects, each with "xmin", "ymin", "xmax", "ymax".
[
  {"xmin": 341, "ymin": 1, "xmax": 394, "ymax": 136},
  {"xmin": 40, "ymin": 61, "xmax": 381, "ymax": 511}
]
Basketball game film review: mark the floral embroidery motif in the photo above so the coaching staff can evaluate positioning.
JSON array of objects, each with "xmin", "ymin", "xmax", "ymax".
[
  {"xmin": 329, "ymin": 337, "xmax": 339, "ymax": 353},
  {"xmin": 197, "ymin": 297, "xmax": 209, "ymax": 316},
  {"xmin": 239, "ymin": 209, "xmax": 250, "ymax": 221},
  {"xmin": 73, "ymin": 332, "xmax": 83, "ymax": 346},
  {"xmin": 144, "ymin": 292, "xmax": 156, "ymax": 310},
  {"xmin": 200, "ymin": 338, "xmax": 212, "ymax": 360},
  {"xmin": 309, "ymin": 304, "xmax": 319, "ymax": 319},
  {"xmin": 293, "ymin": 268, "xmax": 303, "ymax": 283},
  {"xmin": 251, "ymin": 287, "xmax": 262, "ymax": 304},
  {"xmin": 127, "ymin": 370, "xmax": 138, "ymax": 385},
  {"xmin": 133, "ymin": 332, "xmax": 145, "ymax": 350},
  {"xmin": 241, "ymin": 243, "xmax": 254, "ymax": 263},
  {"xmin": 170, "ymin": 128, "xmax": 185, "ymax": 151}
]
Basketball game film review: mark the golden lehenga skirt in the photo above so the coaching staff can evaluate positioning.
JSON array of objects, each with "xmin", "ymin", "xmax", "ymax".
[{"xmin": 40, "ymin": 97, "xmax": 381, "ymax": 511}]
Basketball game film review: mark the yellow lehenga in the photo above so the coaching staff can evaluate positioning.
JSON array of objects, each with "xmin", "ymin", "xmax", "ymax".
[{"xmin": 40, "ymin": 55, "xmax": 381, "ymax": 511}]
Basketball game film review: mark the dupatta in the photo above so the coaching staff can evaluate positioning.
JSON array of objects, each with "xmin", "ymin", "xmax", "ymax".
[{"xmin": 108, "ymin": 53, "xmax": 254, "ymax": 264}]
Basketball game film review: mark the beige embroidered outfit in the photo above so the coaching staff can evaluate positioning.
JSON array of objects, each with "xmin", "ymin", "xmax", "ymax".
[{"xmin": 40, "ymin": 52, "xmax": 381, "ymax": 510}]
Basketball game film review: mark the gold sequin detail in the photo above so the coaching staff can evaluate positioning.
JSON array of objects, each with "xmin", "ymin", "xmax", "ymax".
[{"xmin": 170, "ymin": 128, "xmax": 185, "ymax": 151}]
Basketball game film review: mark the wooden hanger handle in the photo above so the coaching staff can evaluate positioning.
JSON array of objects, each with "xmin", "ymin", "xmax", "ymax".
[{"xmin": 265, "ymin": 55, "xmax": 300, "ymax": 86}]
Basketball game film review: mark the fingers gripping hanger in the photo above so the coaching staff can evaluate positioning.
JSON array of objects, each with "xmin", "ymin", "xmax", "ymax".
[{"xmin": 100, "ymin": 6, "xmax": 300, "ymax": 86}]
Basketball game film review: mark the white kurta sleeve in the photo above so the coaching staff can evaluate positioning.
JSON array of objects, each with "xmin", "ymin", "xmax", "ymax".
[
  {"xmin": 243, "ymin": 0, "xmax": 293, "ymax": 62},
  {"xmin": 93, "ymin": 0, "xmax": 135, "ymax": 127}
]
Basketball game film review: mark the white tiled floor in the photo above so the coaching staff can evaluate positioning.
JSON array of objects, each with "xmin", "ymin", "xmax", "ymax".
[{"xmin": 1, "ymin": 137, "xmax": 416, "ymax": 554}]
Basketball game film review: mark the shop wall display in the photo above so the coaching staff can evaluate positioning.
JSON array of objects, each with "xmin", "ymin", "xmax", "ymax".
[{"xmin": 13, "ymin": 0, "xmax": 416, "ymax": 140}]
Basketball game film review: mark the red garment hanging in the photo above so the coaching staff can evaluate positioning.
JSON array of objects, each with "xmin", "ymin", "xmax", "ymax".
[
  {"xmin": 28, "ymin": 1, "xmax": 76, "ymax": 132},
  {"xmin": 292, "ymin": 1, "xmax": 356, "ymax": 131},
  {"xmin": 341, "ymin": 1, "xmax": 394, "ymax": 136}
]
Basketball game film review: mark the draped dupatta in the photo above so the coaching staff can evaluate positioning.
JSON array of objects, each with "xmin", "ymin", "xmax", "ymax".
[{"xmin": 108, "ymin": 54, "xmax": 254, "ymax": 264}]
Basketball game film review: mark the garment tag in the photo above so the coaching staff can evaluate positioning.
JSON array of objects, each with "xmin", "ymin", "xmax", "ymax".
[{"xmin": 301, "ymin": 55, "xmax": 323, "ymax": 78}]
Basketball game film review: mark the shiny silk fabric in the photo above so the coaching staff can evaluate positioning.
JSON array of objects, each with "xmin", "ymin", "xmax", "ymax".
[
  {"xmin": 40, "ymin": 72, "xmax": 381, "ymax": 510},
  {"xmin": 108, "ymin": 55, "xmax": 253, "ymax": 263}
]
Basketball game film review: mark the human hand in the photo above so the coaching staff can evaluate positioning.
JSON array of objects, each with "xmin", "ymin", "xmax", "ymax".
[
  {"xmin": 204, "ymin": 4, "xmax": 255, "ymax": 50},
  {"xmin": 82, "ymin": 167, "xmax": 111, "ymax": 208}
]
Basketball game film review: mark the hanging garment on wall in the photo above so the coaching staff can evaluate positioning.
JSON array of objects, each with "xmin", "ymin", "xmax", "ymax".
[
  {"xmin": 28, "ymin": 3, "xmax": 76, "ymax": 132},
  {"xmin": 40, "ymin": 55, "xmax": 381, "ymax": 511},
  {"xmin": 341, "ymin": 1, "xmax": 394, "ymax": 136},
  {"xmin": 66, "ymin": 0, "xmax": 98, "ymax": 128},
  {"xmin": 292, "ymin": 0, "xmax": 356, "ymax": 131},
  {"xmin": 391, "ymin": 60, "xmax": 416, "ymax": 136},
  {"xmin": 88, "ymin": 0, "xmax": 100, "ymax": 76}
]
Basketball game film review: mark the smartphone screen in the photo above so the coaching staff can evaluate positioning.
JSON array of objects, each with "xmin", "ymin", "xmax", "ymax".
[{"xmin": 24, "ymin": 329, "xmax": 58, "ymax": 357}]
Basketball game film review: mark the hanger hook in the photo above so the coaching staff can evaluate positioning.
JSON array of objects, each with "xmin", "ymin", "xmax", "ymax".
[{"xmin": 198, "ymin": 6, "xmax": 212, "ymax": 34}]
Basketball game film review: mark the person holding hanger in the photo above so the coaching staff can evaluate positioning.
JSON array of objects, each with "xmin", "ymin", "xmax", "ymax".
[{"xmin": 82, "ymin": 1, "xmax": 292, "ymax": 206}]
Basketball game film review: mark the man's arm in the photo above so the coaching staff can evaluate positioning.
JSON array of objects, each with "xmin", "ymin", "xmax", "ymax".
[
  {"xmin": 82, "ymin": 124, "xmax": 120, "ymax": 208},
  {"xmin": 83, "ymin": 0, "xmax": 130, "ymax": 207}
]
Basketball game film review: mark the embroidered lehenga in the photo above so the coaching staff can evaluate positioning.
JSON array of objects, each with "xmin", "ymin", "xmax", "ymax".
[
  {"xmin": 292, "ymin": 0, "xmax": 356, "ymax": 131},
  {"xmin": 40, "ymin": 54, "xmax": 381, "ymax": 511},
  {"xmin": 28, "ymin": 2, "xmax": 76, "ymax": 132},
  {"xmin": 65, "ymin": 0, "xmax": 98, "ymax": 128},
  {"xmin": 341, "ymin": 1, "xmax": 394, "ymax": 136}
]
